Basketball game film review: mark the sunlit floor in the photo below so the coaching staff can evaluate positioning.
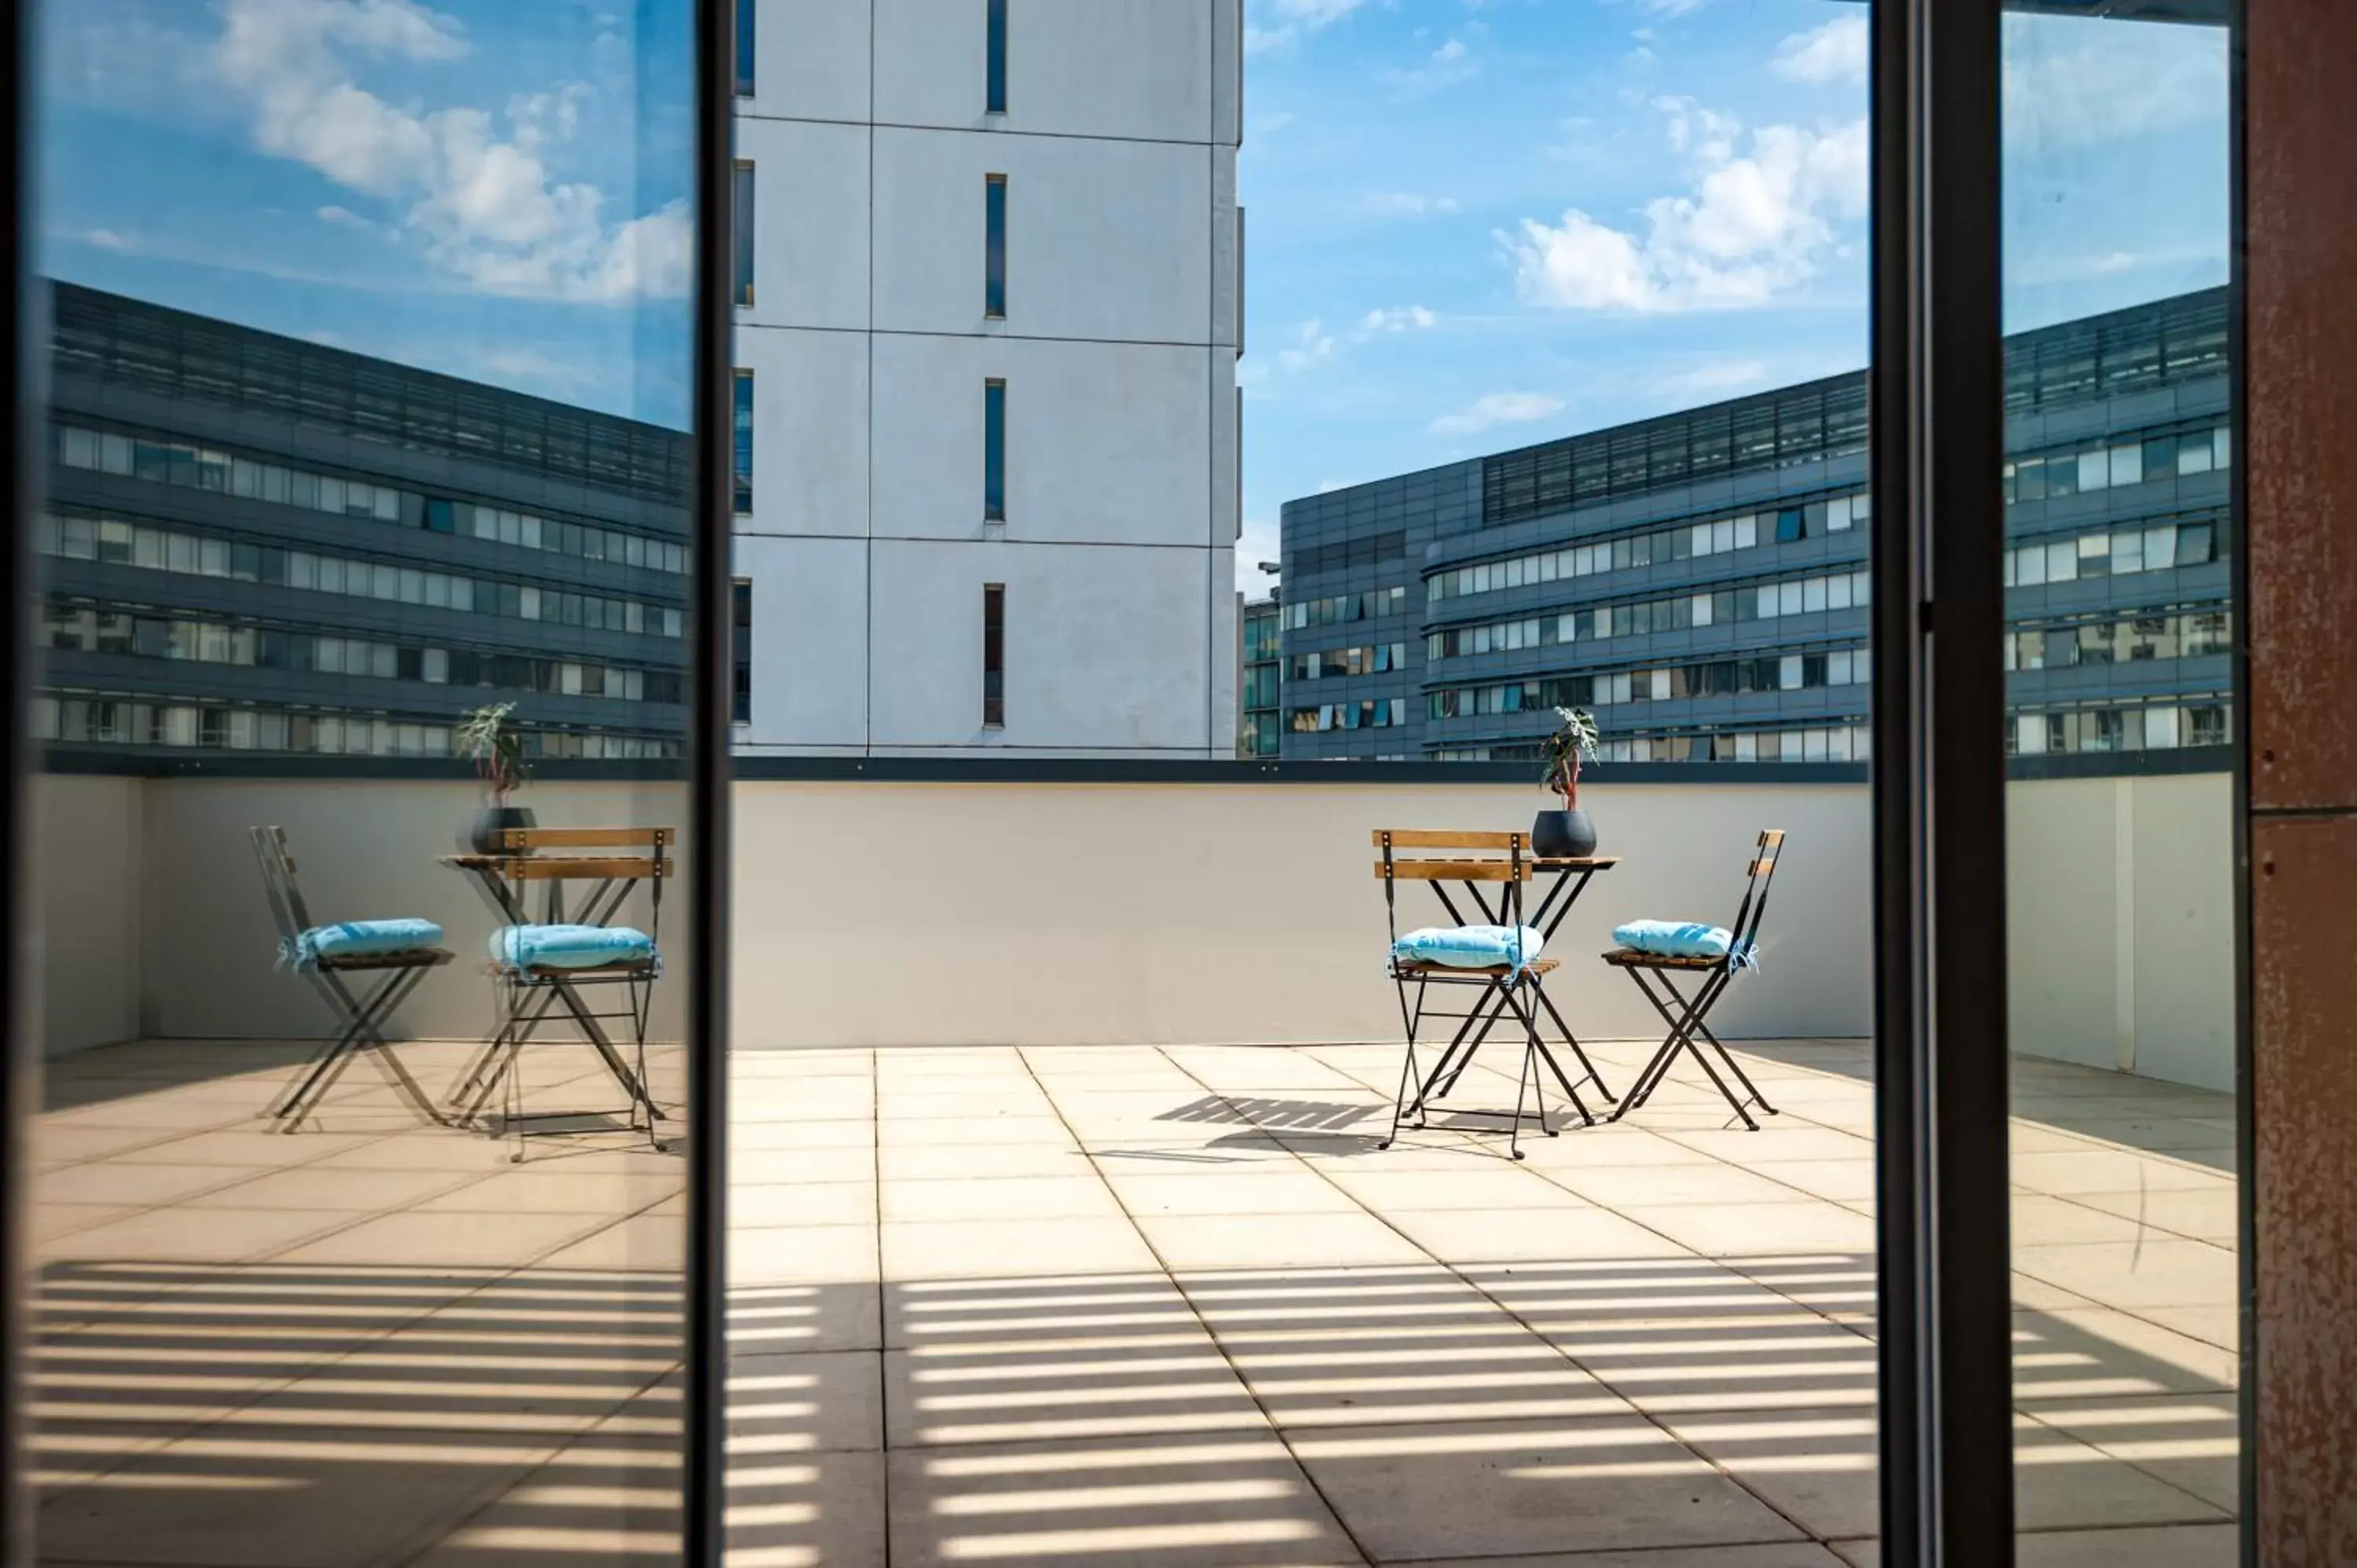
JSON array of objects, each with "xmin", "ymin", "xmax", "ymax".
[{"xmin": 27, "ymin": 1035, "xmax": 2238, "ymax": 1566}]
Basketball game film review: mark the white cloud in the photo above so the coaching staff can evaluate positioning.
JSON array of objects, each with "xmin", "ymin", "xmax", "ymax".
[
  {"xmin": 1265, "ymin": 306, "xmax": 1435, "ymax": 376},
  {"xmin": 1639, "ymin": 0, "xmax": 1710, "ymax": 14},
  {"xmin": 1277, "ymin": 318, "xmax": 1340, "ymax": 373},
  {"xmin": 1246, "ymin": 0, "xmax": 1373, "ymax": 53},
  {"xmin": 1362, "ymin": 192, "xmax": 1461, "ymax": 219},
  {"xmin": 1502, "ymin": 97, "xmax": 1868, "ymax": 314},
  {"xmin": 1315, "ymin": 479, "xmax": 1350, "ymax": 494},
  {"xmin": 1382, "ymin": 35, "xmax": 1479, "ymax": 97},
  {"xmin": 77, "ymin": 228, "xmax": 134, "ymax": 252},
  {"xmin": 1657, "ymin": 358, "xmax": 1772, "ymax": 397},
  {"xmin": 317, "ymin": 203, "xmax": 398, "ymax": 240},
  {"xmin": 1771, "ymin": 15, "xmax": 1868, "ymax": 85},
  {"xmin": 2003, "ymin": 13, "xmax": 2225, "ymax": 152},
  {"xmin": 211, "ymin": 0, "xmax": 686, "ymax": 303},
  {"xmin": 1430, "ymin": 391, "xmax": 1565, "ymax": 438}
]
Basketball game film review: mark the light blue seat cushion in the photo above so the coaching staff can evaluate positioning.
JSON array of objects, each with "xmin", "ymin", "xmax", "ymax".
[
  {"xmin": 1392, "ymin": 924, "xmax": 1546, "ymax": 971},
  {"xmin": 1613, "ymin": 918, "xmax": 1754, "ymax": 967},
  {"xmin": 283, "ymin": 918, "xmax": 442, "ymax": 969},
  {"xmin": 490, "ymin": 924, "xmax": 658, "ymax": 973}
]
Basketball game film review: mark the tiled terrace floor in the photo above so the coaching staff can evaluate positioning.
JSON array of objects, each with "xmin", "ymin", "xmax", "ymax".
[{"xmin": 28, "ymin": 1035, "xmax": 2239, "ymax": 1566}]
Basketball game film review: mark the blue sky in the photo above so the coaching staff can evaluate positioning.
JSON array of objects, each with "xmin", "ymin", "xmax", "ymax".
[
  {"xmin": 36, "ymin": 1, "xmax": 2225, "ymax": 595},
  {"xmin": 1236, "ymin": 0, "xmax": 2229, "ymax": 588},
  {"xmin": 39, "ymin": 0, "xmax": 696, "ymax": 427}
]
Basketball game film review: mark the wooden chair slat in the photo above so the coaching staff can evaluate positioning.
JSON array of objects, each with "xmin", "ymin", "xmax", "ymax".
[
  {"xmin": 1370, "ymin": 829, "xmax": 1527, "ymax": 850},
  {"xmin": 497, "ymin": 857, "xmax": 677, "ymax": 881},
  {"xmin": 500, "ymin": 826, "xmax": 674, "ymax": 848},
  {"xmin": 1373, "ymin": 859, "xmax": 1530, "ymax": 882}
]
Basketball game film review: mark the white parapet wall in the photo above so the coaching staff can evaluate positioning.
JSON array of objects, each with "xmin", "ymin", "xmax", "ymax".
[{"xmin": 27, "ymin": 769, "xmax": 2234, "ymax": 1085}]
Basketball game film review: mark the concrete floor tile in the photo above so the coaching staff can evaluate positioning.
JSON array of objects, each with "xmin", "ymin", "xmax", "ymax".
[
  {"xmin": 884, "ymin": 1218, "xmax": 1159, "ymax": 1281},
  {"xmin": 1320, "ymin": 1165, "xmax": 1592, "ymax": 1212},
  {"xmin": 1141, "ymin": 1211, "xmax": 1428, "ymax": 1271},
  {"xmin": 1549, "ymin": 1162, "xmax": 1813, "ymax": 1209},
  {"xmin": 1109, "ymin": 1171, "xmax": 1365, "ymax": 1218},
  {"xmin": 731, "ymin": 1225, "xmax": 880, "ymax": 1288},
  {"xmin": 885, "ymin": 1334, "xmax": 1270, "ymax": 1447},
  {"xmin": 1288, "ymin": 1413, "xmax": 1804, "ymax": 1560},
  {"xmin": 729, "ymin": 1350, "xmax": 884, "ymax": 1456},
  {"xmin": 2013, "ymin": 1240, "xmax": 2239, "ymax": 1312},
  {"xmin": 887, "ymin": 1431, "xmax": 1358, "ymax": 1568},
  {"xmin": 1382, "ymin": 1203, "xmax": 1699, "ymax": 1265},
  {"xmin": 880, "ymin": 1176, "xmax": 1125, "ymax": 1225},
  {"xmin": 1610, "ymin": 1200, "xmax": 1875, "ymax": 1260},
  {"xmin": 42, "ymin": 1206, "xmax": 359, "ymax": 1265}
]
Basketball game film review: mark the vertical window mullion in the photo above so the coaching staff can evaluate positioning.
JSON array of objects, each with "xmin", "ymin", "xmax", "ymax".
[
  {"xmin": 731, "ymin": 370, "xmax": 753, "ymax": 515},
  {"xmin": 987, "ymin": 0, "xmax": 1008, "ymax": 114},
  {"xmin": 983, "ymin": 584, "xmax": 1006, "ymax": 727},
  {"xmin": 731, "ymin": 579, "xmax": 752, "ymax": 725},
  {"xmin": 732, "ymin": 161, "xmax": 755, "ymax": 306},
  {"xmin": 984, "ymin": 379, "xmax": 1006, "ymax": 521},
  {"xmin": 985, "ymin": 174, "xmax": 1007, "ymax": 319}
]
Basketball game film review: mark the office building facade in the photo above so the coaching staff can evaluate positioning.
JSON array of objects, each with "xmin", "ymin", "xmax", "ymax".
[
  {"xmin": 1280, "ymin": 288, "xmax": 2232, "ymax": 769},
  {"xmin": 1239, "ymin": 594, "xmax": 1279, "ymax": 757},
  {"xmin": 729, "ymin": 0, "xmax": 1243, "ymax": 758},
  {"xmin": 31, "ymin": 284, "xmax": 691, "ymax": 762}
]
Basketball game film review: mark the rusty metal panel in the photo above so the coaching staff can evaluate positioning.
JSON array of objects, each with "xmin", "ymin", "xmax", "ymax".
[
  {"xmin": 2247, "ymin": 2, "xmax": 2357, "ymax": 812},
  {"xmin": 2253, "ymin": 817, "xmax": 2357, "ymax": 1564}
]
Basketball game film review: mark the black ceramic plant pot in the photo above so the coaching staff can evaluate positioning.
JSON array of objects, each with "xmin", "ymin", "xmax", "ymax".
[
  {"xmin": 470, "ymin": 805, "xmax": 537, "ymax": 854},
  {"xmin": 1531, "ymin": 808, "xmax": 1598, "ymax": 860}
]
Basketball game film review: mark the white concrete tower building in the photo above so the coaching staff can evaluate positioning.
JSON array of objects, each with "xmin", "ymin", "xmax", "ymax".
[{"xmin": 731, "ymin": 0, "xmax": 1243, "ymax": 757}]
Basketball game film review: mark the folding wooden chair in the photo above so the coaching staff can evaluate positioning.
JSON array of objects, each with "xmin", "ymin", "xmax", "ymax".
[
  {"xmin": 1604, "ymin": 828, "xmax": 1786, "ymax": 1130},
  {"xmin": 1375, "ymin": 830, "xmax": 1589, "ymax": 1160},
  {"xmin": 250, "ymin": 826, "xmax": 453, "ymax": 1130},
  {"xmin": 445, "ymin": 826, "xmax": 670, "ymax": 1160}
]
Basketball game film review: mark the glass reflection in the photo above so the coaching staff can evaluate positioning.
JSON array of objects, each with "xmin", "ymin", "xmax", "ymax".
[
  {"xmin": 28, "ymin": 1, "xmax": 696, "ymax": 1562},
  {"xmin": 2002, "ymin": 5, "xmax": 2239, "ymax": 1562}
]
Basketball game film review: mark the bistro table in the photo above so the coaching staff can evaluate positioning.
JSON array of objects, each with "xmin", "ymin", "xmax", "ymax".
[
  {"xmin": 1406, "ymin": 854, "xmax": 1622, "ymax": 1122},
  {"xmin": 439, "ymin": 833, "xmax": 670, "ymax": 1139}
]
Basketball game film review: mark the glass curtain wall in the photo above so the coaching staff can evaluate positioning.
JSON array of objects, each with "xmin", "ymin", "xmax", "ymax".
[
  {"xmin": 20, "ymin": 2, "xmax": 702, "ymax": 1563},
  {"xmin": 2001, "ymin": 3, "xmax": 2242, "ymax": 1562},
  {"xmin": 723, "ymin": 2, "xmax": 1882, "ymax": 1564}
]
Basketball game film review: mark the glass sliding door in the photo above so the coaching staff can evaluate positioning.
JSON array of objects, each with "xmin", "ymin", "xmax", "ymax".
[
  {"xmin": 17, "ymin": 2, "xmax": 709, "ymax": 1562},
  {"xmin": 2000, "ymin": 3, "xmax": 2242, "ymax": 1562}
]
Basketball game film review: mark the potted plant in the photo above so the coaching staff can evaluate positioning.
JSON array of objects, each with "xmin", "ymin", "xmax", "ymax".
[
  {"xmin": 458, "ymin": 702, "xmax": 535, "ymax": 853},
  {"xmin": 1534, "ymin": 705, "xmax": 1601, "ymax": 859}
]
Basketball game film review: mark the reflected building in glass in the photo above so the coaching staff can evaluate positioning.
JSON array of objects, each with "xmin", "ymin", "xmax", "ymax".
[
  {"xmin": 31, "ymin": 282, "xmax": 691, "ymax": 762},
  {"xmin": 1281, "ymin": 286, "xmax": 2231, "ymax": 770}
]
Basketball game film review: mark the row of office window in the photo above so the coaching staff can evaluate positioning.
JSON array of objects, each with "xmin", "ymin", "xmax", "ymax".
[
  {"xmin": 2004, "ymin": 419, "xmax": 2230, "ymax": 504},
  {"xmin": 2004, "ymin": 606, "xmax": 2231, "ymax": 671},
  {"xmin": 30, "ymin": 692, "xmax": 680, "ymax": 759},
  {"xmin": 2007, "ymin": 698, "xmax": 2231, "ymax": 755},
  {"xmin": 1428, "ymin": 643, "xmax": 1872, "ymax": 722},
  {"xmin": 1431, "ymin": 568, "xmax": 1875, "ymax": 659},
  {"xmin": 1428, "ymin": 489, "xmax": 1870, "ymax": 606},
  {"xmin": 2005, "ymin": 515, "xmax": 2219, "ymax": 586},
  {"xmin": 1288, "ymin": 643, "xmax": 1408, "ymax": 681},
  {"xmin": 1289, "ymin": 698, "xmax": 1410, "ymax": 734},
  {"xmin": 1472, "ymin": 291, "xmax": 2227, "ymax": 532},
  {"xmin": 36, "ymin": 515, "xmax": 687, "ymax": 638},
  {"xmin": 1444, "ymin": 418, "xmax": 2226, "ymax": 609},
  {"xmin": 1482, "ymin": 378, "xmax": 1869, "ymax": 528},
  {"xmin": 1242, "ymin": 664, "xmax": 1277, "ymax": 710},
  {"xmin": 42, "ymin": 601, "xmax": 681, "ymax": 703},
  {"xmin": 1282, "ymin": 585, "xmax": 1407, "ymax": 631},
  {"xmin": 1435, "ymin": 723, "xmax": 1875, "ymax": 766},
  {"xmin": 52, "ymin": 422, "xmax": 687, "ymax": 573},
  {"xmin": 1292, "ymin": 530, "xmax": 1408, "ymax": 579}
]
